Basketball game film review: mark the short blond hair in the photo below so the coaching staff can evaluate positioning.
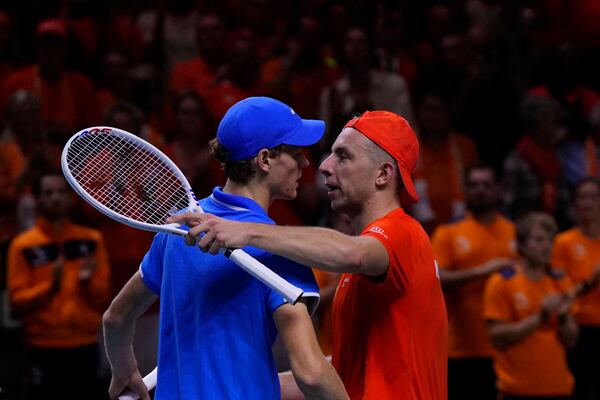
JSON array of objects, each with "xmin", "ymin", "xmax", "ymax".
[{"xmin": 516, "ymin": 212, "xmax": 558, "ymax": 248}]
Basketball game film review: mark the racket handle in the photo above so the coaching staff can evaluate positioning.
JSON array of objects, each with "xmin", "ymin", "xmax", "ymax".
[
  {"xmin": 226, "ymin": 248, "xmax": 304, "ymax": 304},
  {"xmin": 117, "ymin": 367, "xmax": 157, "ymax": 400}
]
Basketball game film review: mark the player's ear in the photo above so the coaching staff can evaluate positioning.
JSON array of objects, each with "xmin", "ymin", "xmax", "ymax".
[
  {"xmin": 375, "ymin": 161, "xmax": 395, "ymax": 187},
  {"xmin": 256, "ymin": 148, "xmax": 272, "ymax": 172}
]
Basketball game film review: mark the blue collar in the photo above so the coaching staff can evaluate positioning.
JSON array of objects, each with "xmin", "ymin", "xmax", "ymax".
[{"xmin": 210, "ymin": 187, "xmax": 267, "ymax": 216}]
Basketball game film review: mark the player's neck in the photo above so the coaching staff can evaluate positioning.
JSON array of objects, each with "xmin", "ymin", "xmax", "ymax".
[
  {"xmin": 471, "ymin": 209, "xmax": 498, "ymax": 225},
  {"xmin": 352, "ymin": 194, "xmax": 401, "ymax": 233},
  {"xmin": 222, "ymin": 180, "xmax": 270, "ymax": 211}
]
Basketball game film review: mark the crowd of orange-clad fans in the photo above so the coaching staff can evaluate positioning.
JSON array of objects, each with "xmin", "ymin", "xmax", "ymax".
[{"xmin": 1, "ymin": 0, "xmax": 600, "ymax": 399}]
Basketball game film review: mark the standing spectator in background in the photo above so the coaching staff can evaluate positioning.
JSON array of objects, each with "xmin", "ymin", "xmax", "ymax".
[
  {"xmin": 7, "ymin": 171, "xmax": 111, "ymax": 400},
  {"xmin": 411, "ymin": 88, "xmax": 479, "ymax": 232},
  {"xmin": 503, "ymin": 95, "xmax": 567, "ymax": 221},
  {"xmin": 169, "ymin": 13, "xmax": 227, "ymax": 100},
  {"xmin": 432, "ymin": 164, "xmax": 515, "ymax": 400},
  {"xmin": 164, "ymin": 91, "xmax": 223, "ymax": 197},
  {"xmin": 0, "ymin": 18, "xmax": 99, "ymax": 136},
  {"xmin": 260, "ymin": 16, "xmax": 340, "ymax": 120},
  {"xmin": 559, "ymin": 104, "xmax": 600, "ymax": 188},
  {"xmin": 484, "ymin": 212, "xmax": 578, "ymax": 400},
  {"xmin": 137, "ymin": 0, "xmax": 200, "ymax": 71},
  {"xmin": 318, "ymin": 27, "xmax": 414, "ymax": 155},
  {"xmin": 553, "ymin": 178, "xmax": 600, "ymax": 400}
]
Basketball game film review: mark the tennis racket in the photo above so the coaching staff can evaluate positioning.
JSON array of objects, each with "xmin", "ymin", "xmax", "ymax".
[
  {"xmin": 61, "ymin": 126, "xmax": 305, "ymax": 398},
  {"xmin": 117, "ymin": 368, "xmax": 157, "ymax": 400}
]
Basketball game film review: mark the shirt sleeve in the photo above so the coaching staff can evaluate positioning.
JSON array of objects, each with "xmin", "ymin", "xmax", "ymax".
[
  {"xmin": 261, "ymin": 253, "xmax": 320, "ymax": 316},
  {"xmin": 139, "ymin": 233, "xmax": 167, "ymax": 295},
  {"xmin": 431, "ymin": 225, "xmax": 454, "ymax": 269},
  {"xmin": 360, "ymin": 224, "xmax": 421, "ymax": 299},
  {"xmin": 483, "ymin": 274, "xmax": 513, "ymax": 322}
]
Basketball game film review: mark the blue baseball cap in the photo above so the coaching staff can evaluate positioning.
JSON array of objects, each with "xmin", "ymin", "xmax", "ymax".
[{"xmin": 217, "ymin": 97, "xmax": 325, "ymax": 161}]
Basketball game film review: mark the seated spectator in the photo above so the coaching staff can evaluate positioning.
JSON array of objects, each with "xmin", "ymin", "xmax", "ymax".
[
  {"xmin": 7, "ymin": 171, "xmax": 111, "ymax": 400},
  {"xmin": 484, "ymin": 212, "xmax": 578, "ymax": 400}
]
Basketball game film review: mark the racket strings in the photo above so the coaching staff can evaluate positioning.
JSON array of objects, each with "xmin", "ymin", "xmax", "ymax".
[{"xmin": 66, "ymin": 133, "xmax": 190, "ymax": 224}]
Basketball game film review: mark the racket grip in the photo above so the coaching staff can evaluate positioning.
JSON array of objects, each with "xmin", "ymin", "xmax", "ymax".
[
  {"xmin": 117, "ymin": 367, "xmax": 157, "ymax": 400},
  {"xmin": 227, "ymin": 248, "xmax": 304, "ymax": 304}
]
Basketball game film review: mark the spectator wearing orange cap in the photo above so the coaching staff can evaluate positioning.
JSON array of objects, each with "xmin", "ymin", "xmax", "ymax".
[
  {"xmin": 171, "ymin": 110, "xmax": 448, "ymax": 399},
  {"xmin": 0, "ymin": 18, "xmax": 100, "ymax": 137},
  {"xmin": 484, "ymin": 212, "xmax": 578, "ymax": 400}
]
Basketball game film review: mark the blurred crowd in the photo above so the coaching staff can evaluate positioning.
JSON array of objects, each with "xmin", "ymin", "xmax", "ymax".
[{"xmin": 1, "ymin": 0, "xmax": 600, "ymax": 399}]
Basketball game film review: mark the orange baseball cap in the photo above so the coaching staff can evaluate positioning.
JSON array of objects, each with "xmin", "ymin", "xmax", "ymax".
[{"xmin": 344, "ymin": 111, "xmax": 420, "ymax": 205}]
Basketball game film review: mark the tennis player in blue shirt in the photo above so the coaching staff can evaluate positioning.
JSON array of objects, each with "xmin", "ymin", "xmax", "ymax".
[{"xmin": 102, "ymin": 97, "xmax": 348, "ymax": 400}]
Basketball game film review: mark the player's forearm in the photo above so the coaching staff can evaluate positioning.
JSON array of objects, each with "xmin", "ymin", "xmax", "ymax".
[
  {"xmin": 248, "ymin": 224, "xmax": 365, "ymax": 274},
  {"xmin": 103, "ymin": 309, "xmax": 139, "ymax": 376},
  {"xmin": 294, "ymin": 360, "xmax": 349, "ymax": 400}
]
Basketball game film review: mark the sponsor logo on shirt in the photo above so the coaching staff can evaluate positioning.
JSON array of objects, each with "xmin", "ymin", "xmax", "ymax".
[
  {"xmin": 367, "ymin": 226, "xmax": 388, "ymax": 239},
  {"xmin": 574, "ymin": 243, "xmax": 586, "ymax": 259},
  {"xmin": 514, "ymin": 292, "xmax": 529, "ymax": 310}
]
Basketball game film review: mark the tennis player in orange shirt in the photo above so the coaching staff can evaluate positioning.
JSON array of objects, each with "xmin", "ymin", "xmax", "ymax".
[{"xmin": 170, "ymin": 110, "xmax": 448, "ymax": 399}]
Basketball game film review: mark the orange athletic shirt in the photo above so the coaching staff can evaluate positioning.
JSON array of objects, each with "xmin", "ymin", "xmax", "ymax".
[
  {"xmin": 552, "ymin": 228, "xmax": 600, "ymax": 326},
  {"xmin": 483, "ymin": 265, "xmax": 574, "ymax": 397},
  {"xmin": 432, "ymin": 214, "xmax": 516, "ymax": 358},
  {"xmin": 7, "ymin": 218, "xmax": 111, "ymax": 348},
  {"xmin": 332, "ymin": 208, "xmax": 448, "ymax": 400}
]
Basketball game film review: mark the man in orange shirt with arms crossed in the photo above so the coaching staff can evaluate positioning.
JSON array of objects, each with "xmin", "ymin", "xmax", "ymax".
[
  {"xmin": 432, "ymin": 164, "xmax": 516, "ymax": 399},
  {"xmin": 171, "ymin": 111, "xmax": 448, "ymax": 399},
  {"xmin": 484, "ymin": 212, "xmax": 578, "ymax": 400}
]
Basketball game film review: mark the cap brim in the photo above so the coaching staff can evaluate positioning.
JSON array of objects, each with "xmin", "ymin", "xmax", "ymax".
[
  {"xmin": 398, "ymin": 164, "xmax": 419, "ymax": 205},
  {"xmin": 281, "ymin": 119, "xmax": 325, "ymax": 147}
]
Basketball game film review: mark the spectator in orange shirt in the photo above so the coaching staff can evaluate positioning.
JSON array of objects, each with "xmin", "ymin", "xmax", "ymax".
[
  {"xmin": 7, "ymin": 171, "xmax": 111, "ymax": 400},
  {"xmin": 169, "ymin": 13, "xmax": 226, "ymax": 100},
  {"xmin": 432, "ymin": 164, "xmax": 516, "ymax": 400},
  {"xmin": 552, "ymin": 177, "xmax": 600, "ymax": 400},
  {"xmin": 172, "ymin": 110, "xmax": 448, "ymax": 399},
  {"xmin": 411, "ymin": 88, "xmax": 479, "ymax": 233},
  {"xmin": 484, "ymin": 212, "xmax": 578, "ymax": 400},
  {"xmin": 0, "ymin": 18, "xmax": 99, "ymax": 136}
]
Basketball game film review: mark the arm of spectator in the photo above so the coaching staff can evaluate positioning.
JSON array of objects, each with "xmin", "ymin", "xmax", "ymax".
[
  {"xmin": 103, "ymin": 271, "xmax": 157, "ymax": 400},
  {"xmin": 487, "ymin": 293, "xmax": 562, "ymax": 350},
  {"xmin": 7, "ymin": 245, "xmax": 62, "ymax": 316},
  {"xmin": 80, "ymin": 237, "xmax": 111, "ymax": 311},
  {"xmin": 556, "ymin": 296, "xmax": 578, "ymax": 349},
  {"xmin": 439, "ymin": 258, "xmax": 514, "ymax": 289}
]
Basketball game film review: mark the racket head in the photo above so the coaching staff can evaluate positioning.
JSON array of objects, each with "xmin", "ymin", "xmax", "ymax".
[{"xmin": 61, "ymin": 126, "xmax": 199, "ymax": 235}]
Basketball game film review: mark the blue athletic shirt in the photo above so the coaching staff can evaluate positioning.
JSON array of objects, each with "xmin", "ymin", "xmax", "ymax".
[{"xmin": 140, "ymin": 187, "xmax": 320, "ymax": 399}]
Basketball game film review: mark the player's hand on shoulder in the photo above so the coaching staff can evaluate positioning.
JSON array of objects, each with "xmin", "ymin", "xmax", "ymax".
[{"xmin": 168, "ymin": 212, "xmax": 252, "ymax": 253}]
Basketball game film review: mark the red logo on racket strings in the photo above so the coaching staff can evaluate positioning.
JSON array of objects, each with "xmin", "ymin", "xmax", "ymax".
[{"xmin": 79, "ymin": 127, "xmax": 112, "ymax": 137}]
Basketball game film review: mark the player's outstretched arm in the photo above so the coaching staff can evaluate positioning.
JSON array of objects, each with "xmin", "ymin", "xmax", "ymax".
[
  {"xmin": 103, "ymin": 271, "xmax": 158, "ymax": 400},
  {"xmin": 168, "ymin": 213, "xmax": 389, "ymax": 276},
  {"xmin": 274, "ymin": 302, "xmax": 349, "ymax": 400}
]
